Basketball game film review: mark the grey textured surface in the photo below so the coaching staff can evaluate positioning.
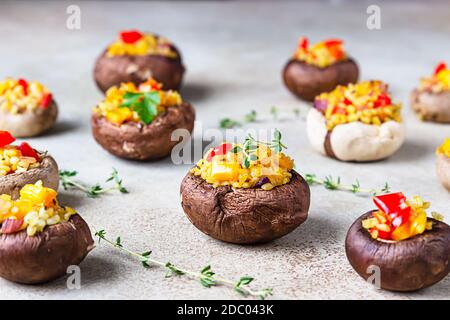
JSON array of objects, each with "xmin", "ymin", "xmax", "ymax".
[{"xmin": 0, "ymin": 0, "xmax": 449, "ymax": 299}]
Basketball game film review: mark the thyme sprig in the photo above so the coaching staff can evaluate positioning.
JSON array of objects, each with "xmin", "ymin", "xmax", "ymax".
[
  {"xmin": 231, "ymin": 129, "xmax": 286, "ymax": 168},
  {"xmin": 304, "ymin": 174, "xmax": 390, "ymax": 196},
  {"xmin": 220, "ymin": 110, "xmax": 257, "ymax": 129},
  {"xmin": 59, "ymin": 168, "xmax": 128, "ymax": 198},
  {"xmin": 95, "ymin": 230, "xmax": 273, "ymax": 300},
  {"xmin": 219, "ymin": 107, "xmax": 302, "ymax": 129}
]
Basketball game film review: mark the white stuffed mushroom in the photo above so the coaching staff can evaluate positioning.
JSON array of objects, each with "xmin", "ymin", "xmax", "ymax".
[
  {"xmin": 436, "ymin": 138, "xmax": 450, "ymax": 191},
  {"xmin": 410, "ymin": 62, "xmax": 450, "ymax": 123},
  {"xmin": 306, "ymin": 80, "xmax": 405, "ymax": 162},
  {"xmin": 0, "ymin": 78, "xmax": 57, "ymax": 137}
]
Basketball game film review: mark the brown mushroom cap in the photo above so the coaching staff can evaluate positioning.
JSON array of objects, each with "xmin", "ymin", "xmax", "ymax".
[
  {"xmin": 180, "ymin": 170, "xmax": 310, "ymax": 244},
  {"xmin": 0, "ymin": 214, "xmax": 94, "ymax": 284},
  {"xmin": 345, "ymin": 210, "xmax": 450, "ymax": 292},
  {"xmin": 0, "ymin": 101, "xmax": 58, "ymax": 138},
  {"xmin": 436, "ymin": 153, "xmax": 450, "ymax": 191},
  {"xmin": 93, "ymin": 43, "xmax": 185, "ymax": 93},
  {"xmin": 282, "ymin": 58, "xmax": 359, "ymax": 102},
  {"xmin": 0, "ymin": 152, "xmax": 59, "ymax": 199},
  {"xmin": 91, "ymin": 102, "xmax": 195, "ymax": 160}
]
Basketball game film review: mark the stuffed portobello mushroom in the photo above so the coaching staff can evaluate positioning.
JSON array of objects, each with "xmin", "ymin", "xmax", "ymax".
[
  {"xmin": 346, "ymin": 192, "xmax": 450, "ymax": 292},
  {"xmin": 436, "ymin": 138, "xmax": 450, "ymax": 191},
  {"xmin": 180, "ymin": 131, "xmax": 310, "ymax": 244},
  {"xmin": 307, "ymin": 80, "xmax": 404, "ymax": 162},
  {"xmin": 92, "ymin": 78, "xmax": 195, "ymax": 160},
  {"xmin": 94, "ymin": 30, "xmax": 185, "ymax": 93},
  {"xmin": 0, "ymin": 78, "xmax": 57, "ymax": 137},
  {"xmin": 283, "ymin": 37, "xmax": 359, "ymax": 102},
  {"xmin": 410, "ymin": 62, "xmax": 450, "ymax": 123},
  {"xmin": 0, "ymin": 180, "xmax": 93, "ymax": 284},
  {"xmin": 0, "ymin": 131, "xmax": 58, "ymax": 199}
]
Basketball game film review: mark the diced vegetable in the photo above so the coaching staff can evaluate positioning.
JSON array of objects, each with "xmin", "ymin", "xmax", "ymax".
[
  {"xmin": 18, "ymin": 78, "xmax": 29, "ymax": 95},
  {"xmin": 18, "ymin": 142, "xmax": 40, "ymax": 161},
  {"xmin": 211, "ymin": 161, "xmax": 240, "ymax": 182},
  {"xmin": 434, "ymin": 62, "xmax": 447, "ymax": 75},
  {"xmin": 0, "ymin": 131, "xmax": 15, "ymax": 147},
  {"xmin": 40, "ymin": 93, "xmax": 52, "ymax": 108},
  {"xmin": 120, "ymin": 30, "xmax": 144, "ymax": 44},
  {"xmin": 1, "ymin": 218, "xmax": 24, "ymax": 234}
]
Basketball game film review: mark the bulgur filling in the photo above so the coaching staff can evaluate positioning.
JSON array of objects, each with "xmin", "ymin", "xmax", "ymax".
[
  {"xmin": 93, "ymin": 78, "xmax": 182, "ymax": 125},
  {"xmin": 190, "ymin": 131, "xmax": 294, "ymax": 190},
  {"xmin": 419, "ymin": 62, "xmax": 450, "ymax": 93},
  {"xmin": 293, "ymin": 37, "xmax": 347, "ymax": 68},
  {"xmin": 107, "ymin": 30, "xmax": 177, "ymax": 58},
  {"xmin": 0, "ymin": 131, "xmax": 40, "ymax": 176},
  {"xmin": 315, "ymin": 80, "xmax": 402, "ymax": 130},
  {"xmin": 0, "ymin": 180, "xmax": 76, "ymax": 236},
  {"xmin": 0, "ymin": 78, "xmax": 52, "ymax": 114},
  {"xmin": 436, "ymin": 138, "xmax": 450, "ymax": 158},
  {"xmin": 362, "ymin": 192, "xmax": 443, "ymax": 241}
]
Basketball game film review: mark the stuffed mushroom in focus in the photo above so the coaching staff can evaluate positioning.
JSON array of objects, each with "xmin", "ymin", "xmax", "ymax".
[
  {"xmin": 283, "ymin": 37, "xmax": 359, "ymax": 101},
  {"xmin": 0, "ymin": 78, "xmax": 57, "ymax": 137},
  {"xmin": 307, "ymin": 80, "xmax": 404, "ymax": 162},
  {"xmin": 436, "ymin": 138, "xmax": 450, "ymax": 191},
  {"xmin": 0, "ymin": 131, "xmax": 59, "ymax": 199},
  {"xmin": 91, "ymin": 78, "xmax": 195, "ymax": 160},
  {"xmin": 410, "ymin": 62, "xmax": 450, "ymax": 123},
  {"xmin": 180, "ymin": 131, "xmax": 310, "ymax": 244},
  {"xmin": 346, "ymin": 192, "xmax": 450, "ymax": 292},
  {"xmin": 94, "ymin": 30, "xmax": 185, "ymax": 93},
  {"xmin": 0, "ymin": 181, "xmax": 94, "ymax": 284}
]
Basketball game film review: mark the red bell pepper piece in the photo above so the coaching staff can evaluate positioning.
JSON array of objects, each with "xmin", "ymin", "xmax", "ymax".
[
  {"xmin": 324, "ymin": 39, "xmax": 343, "ymax": 47},
  {"xmin": 1, "ymin": 218, "xmax": 24, "ymax": 234},
  {"xmin": 206, "ymin": 143, "xmax": 233, "ymax": 162},
  {"xmin": 40, "ymin": 93, "xmax": 52, "ymax": 109},
  {"xmin": 120, "ymin": 30, "xmax": 144, "ymax": 44},
  {"xmin": 215, "ymin": 143, "xmax": 232, "ymax": 155},
  {"xmin": 373, "ymin": 192, "xmax": 408, "ymax": 215},
  {"xmin": 0, "ymin": 131, "xmax": 15, "ymax": 147},
  {"xmin": 18, "ymin": 78, "xmax": 29, "ymax": 95},
  {"xmin": 150, "ymin": 82, "xmax": 161, "ymax": 91},
  {"xmin": 391, "ymin": 207, "xmax": 411, "ymax": 228},
  {"xmin": 376, "ymin": 229, "xmax": 392, "ymax": 241},
  {"xmin": 343, "ymin": 98, "xmax": 352, "ymax": 105},
  {"xmin": 374, "ymin": 93, "xmax": 391, "ymax": 108},
  {"xmin": 434, "ymin": 62, "xmax": 447, "ymax": 75},
  {"xmin": 298, "ymin": 37, "xmax": 308, "ymax": 50},
  {"xmin": 18, "ymin": 142, "xmax": 40, "ymax": 161}
]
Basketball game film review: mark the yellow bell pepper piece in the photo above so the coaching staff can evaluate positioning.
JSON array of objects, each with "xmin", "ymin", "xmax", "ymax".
[
  {"xmin": 20, "ymin": 181, "xmax": 57, "ymax": 207},
  {"xmin": 211, "ymin": 161, "xmax": 240, "ymax": 182}
]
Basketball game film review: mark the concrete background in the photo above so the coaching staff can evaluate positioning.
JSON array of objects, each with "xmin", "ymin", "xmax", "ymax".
[{"xmin": 0, "ymin": 0, "xmax": 449, "ymax": 299}]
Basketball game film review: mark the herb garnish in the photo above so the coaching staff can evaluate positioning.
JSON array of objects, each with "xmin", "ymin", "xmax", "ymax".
[
  {"xmin": 220, "ymin": 118, "xmax": 242, "ymax": 129},
  {"xmin": 219, "ymin": 107, "xmax": 303, "ymax": 129},
  {"xmin": 219, "ymin": 110, "xmax": 257, "ymax": 129},
  {"xmin": 59, "ymin": 168, "xmax": 128, "ymax": 198},
  {"xmin": 95, "ymin": 230, "xmax": 273, "ymax": 300},
  {"xmin": 120, "ymin": 91, "xmax": 160, "ymax": 124},
  {"xmin": 304, "ymin": 174, "xmax": 390, "ymax": 196},
  {"xmin": 231, "ymin": 129, "xmax": 286, "ymax": 168},
  {"xmin": 270, "ymin": 106, "xmax": 278, "ymax": 120}
]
